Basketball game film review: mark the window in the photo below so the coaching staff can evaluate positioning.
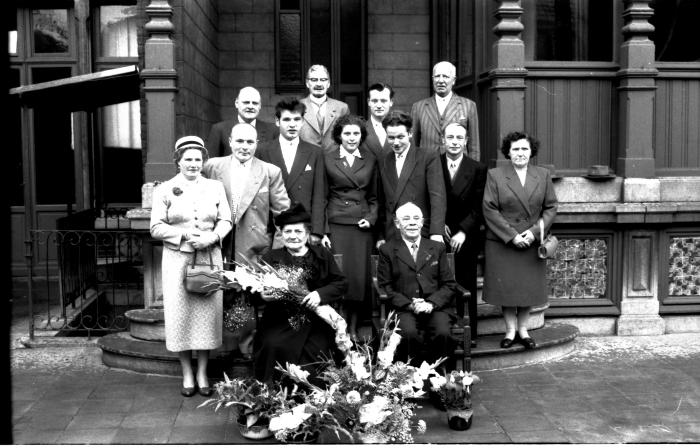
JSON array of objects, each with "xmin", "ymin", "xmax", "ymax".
[
  {"xmin": 98, "ymin": 4, "xmax": 139, "ymax": 58},
  {"xmin": 523, "ymin": 0, "xmax": 613, "ymax": 61},
  {"xmin": 32, "ymin": 9, "xmax": 70, "ymax": 54},
  {"xmin": 650, "ymin": 0, "xmax": 700, "ymax": 62}
]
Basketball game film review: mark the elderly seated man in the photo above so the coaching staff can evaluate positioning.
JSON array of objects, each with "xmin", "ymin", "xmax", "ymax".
[{"xmin": 377, "ymin": 202, "xmax": 458, "ymax": 367}]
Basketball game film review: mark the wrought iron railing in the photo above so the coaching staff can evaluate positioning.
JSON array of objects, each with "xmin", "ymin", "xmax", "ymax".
[{"xmin": 25, "ymin": 228, "xmax": 147, "ymax": 339}]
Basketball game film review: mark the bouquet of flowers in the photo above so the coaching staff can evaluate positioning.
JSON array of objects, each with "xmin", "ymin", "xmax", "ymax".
[
  {"xmin": 428, "ymin": 368, "xmax": 481, "ymax": 430},
  {"xmin": 219, "ymin": 259, "xmax": 353, "ymax": 356},
  {"xmin": 276, "ymin": 311, "xmax": 447, "ymax": 444}
]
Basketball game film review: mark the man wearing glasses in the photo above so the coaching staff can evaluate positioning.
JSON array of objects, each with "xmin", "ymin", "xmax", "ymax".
[
  {"xmin": 410, "ymin": 61, "xmax": 480, "ymax": 161},
  {"xmin": 299, "ymin": 64, "xmax": 349, "ymax": 152}
]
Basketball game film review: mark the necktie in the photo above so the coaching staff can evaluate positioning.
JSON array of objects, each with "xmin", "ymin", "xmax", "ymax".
[
  {"xmin": 449, "ymin": 162, "xmax": 457, "ymax": 181},
  {"xmin": 411, "ymin": 242, "xmax": 418, "ymax": 262},
  {"xmin": 316, "ymin": 106, "xmax": 324, "ymax": 130}
]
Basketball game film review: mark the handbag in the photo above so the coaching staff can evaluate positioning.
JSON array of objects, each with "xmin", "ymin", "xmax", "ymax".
[
  {"xmin": 537, "ymin": 218, "xmax": 558, "ymax": 259},
  {"xmin": 184, "ymin": 249, "xmax": 221, "ymax": 295}
]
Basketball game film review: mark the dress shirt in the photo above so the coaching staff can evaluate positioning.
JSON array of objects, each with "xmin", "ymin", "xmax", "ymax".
[
  {"xmin": 370, "ymin": 116, "xmax": 387, "ymax": 146},
  {"xmin": 340, "ymin": 146, "xmax": 361, "ymax": 167},
  {"xmin": 309, "ymin": 98, "xmax": 327, "ymax": 129},
  {"xmin": 515, "ymin": 166, "xmax": 527, "ymax": 187},
  {"xmin": 395, "ymin": 146, "xmax": 410, "ymax": 177},
  {"xmin": 447, "ymin": 154, "xmax": 463, "ymax": 181},
  {"xmin": 230, "ymin": 158, "xmax": 251, "ymax": 218},
  {"xmin": 435, "ymin": 92, "xmax": 453, "ymax": 117},
  {"xmin": 279, "ymin": 136, "xmax": 299, "ymax": 174},
  {"xmin": 402, "ymin": 236, "xmax": 421, "ymax": 262}
]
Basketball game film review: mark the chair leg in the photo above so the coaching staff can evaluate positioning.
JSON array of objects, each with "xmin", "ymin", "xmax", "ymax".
[{"xmin": 463, "ymin": 324, "xmax": 472, "ymax": 372}]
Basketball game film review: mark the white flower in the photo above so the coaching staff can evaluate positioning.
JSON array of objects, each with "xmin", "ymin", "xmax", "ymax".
[
  {"xmin": 345, "ymin": 390, "xmax": 361, "ymax": 404},
  {"xmin": 416, "ymin": 420, "xmax": 427, "ymax": 433},
  {"xmin": 268, "ymin": 404, "xmax": 312, "ymax": 432},
  {"xmin": 429, "ymin": 375, "xmax": 447, "ymax": 391},
  {"xmin": 286, "ymin": 363, "xmax": 311, "ymax": 382},
  {"xmin": 359, "ymin": 396, "xmax": 392, "ymax": 425},
  {"xmin": 347, "ymin": 352, "xmax": 370, "ymax": 380},
  {"xmin": 376, "ymin": 349, "xmax": 394, "ymax": 368}
]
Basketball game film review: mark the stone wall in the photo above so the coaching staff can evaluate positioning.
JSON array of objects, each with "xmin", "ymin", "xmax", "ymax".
[{"xmin": 173, "ymin": 0, "xmax": 220, "ymax": 139}]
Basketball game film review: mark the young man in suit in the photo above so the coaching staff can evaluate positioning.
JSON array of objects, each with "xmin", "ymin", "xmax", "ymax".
[
  {"xmin": 441, "ymin": 121, "xmax": 487, "ymax": 347},
  {"xmin": 376, "ymin": 111, "xmax": 446, "ymax": 245},
  {"xmin": 206, "ymin": 86, "xmax": 278, "ymax": 157},
  {"xmin": 257, "ymin": 98, "xmax": 327, "ymax": 245},
  {"xmin": 410, "ymin": 61, "xmax": 480, "ymax": 160},
  {"xmin": 361, "ymin": 82, "xmax": 394, "ymax": 158},
  {"xmin": 377, "ymin": 202, "xmax": 457, "ymax": 366},
  {"xmin": 299, "ymin": 65, "xmax": 349, "ymax": 152}
]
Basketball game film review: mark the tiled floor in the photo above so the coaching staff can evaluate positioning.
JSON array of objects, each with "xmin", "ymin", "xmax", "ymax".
[{"xmin": 10, "ymin": 332, "xmax": 700, "ymax": 444}]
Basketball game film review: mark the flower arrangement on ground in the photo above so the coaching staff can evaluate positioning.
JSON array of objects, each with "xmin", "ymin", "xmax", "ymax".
[
  {"xmin": 429, "ymin": 368, "xmax": 481, "ymax": 430},
  {"xmin": 276, "ymin": 311, "xmax": 447, "ymax": 443}
]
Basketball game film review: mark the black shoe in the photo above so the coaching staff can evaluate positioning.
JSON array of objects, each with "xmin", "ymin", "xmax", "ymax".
[
  {"xmin": 500, "ymin": 337, "xmax": 515, "ymax": 349},
  {"xmin": 520, "ymin": 337, "xmax": 536, "ymax": 349},
  {"xmin": 198, "ymin": 386, "xmax": 213, "ymax": 397},
  {"xmin": 181, "ymin": 386, "xmax": 197, "ymax": 397}
]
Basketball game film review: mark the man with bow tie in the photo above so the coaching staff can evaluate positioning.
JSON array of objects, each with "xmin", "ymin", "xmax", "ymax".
[
  {"xmin": 441, "ymin": 121, "xmax": 487, "ymax": 347},
  {"xmin": 377, "ymin": 202, "xmax": 457, "ymax": 366},
  {"xmin": 256, "ymin": 98, "xmax": 327, "ymax": 245}
]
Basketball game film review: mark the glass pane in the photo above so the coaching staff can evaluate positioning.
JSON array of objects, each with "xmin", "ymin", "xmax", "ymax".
[
  {"xmin": 279, "ymin": 12, "xmax": 302, "ymax": 83},
  {"xmin": 340, "ymin": 0, "xmax": 362, "ymax": 84},
  {"xmin": 280, "ymin": 0, "xmax": 300, "ymax": 10},
  {"xmin": 99, "ymin": 5, "xmax": 139, "ymax": 57},
  {"xmin": 309, "ymin": 0, "xmax": 331, "ymax": 74},
  {"xmin": 651, "ymin": 0, "xmax": 700, "ymax": 62},
  {"xmin": 9, "ymin": 11, "xmax": 17, "ymax": 55},
  {"xmin": 31, "ymin": 67, "xmax": 75, "ymax": 205},
  {"xmin": 532, "ymin": 0, "xmax": 612, "ymax": 61},
  {"xmin": 32, "ymin": 9, "xmax": 69, "ymax": 54},
  {"xmin": 101, "ymin": 100, "xmax": 142, "ymax": 149},
  {"xmin": 10, "ymin": 68, "xmax": 23, "ymax": 206}
]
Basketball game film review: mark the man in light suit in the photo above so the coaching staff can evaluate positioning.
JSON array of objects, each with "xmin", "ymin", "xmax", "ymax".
[
  {"xmin": 299, "ymin": 65, "xmax": 349, "ymax": 152},
  {"xmin": 377, "ymin": 202, "xmax": 457, "ymax": 366},
  {"xmin": 202, "ymin": 123, "xmax": 290, "ymax": 265},
  {"xmin": 410, "ymin": 61, "xmax": 480, "ymax": 160},
  {"xmin": 376, "ymin": 111, "xmax": 446, "ymax": 245},
  {"xmin": 257, "ymin": 98, "xmax": 327, "ymax": 244},
  {"xmin": 440, "ymin": 121, "xmax": 487, "ymax": 347},
  {"xmin": 361, "ymin": 82, "xmax": 393, "ymax": 159},
  {"xmin": 207, "ymin": 86, "xmax": 279, "ymax": 157}
]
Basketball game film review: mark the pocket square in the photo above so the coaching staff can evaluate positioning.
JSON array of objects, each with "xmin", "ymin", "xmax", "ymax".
[
  {"xmin": 304, "ymin": 164, "xmax": 313, "ymax": 171},
  {"xmin": 430, "ymin": 260, "xmax": 438, "ymax": 267}
]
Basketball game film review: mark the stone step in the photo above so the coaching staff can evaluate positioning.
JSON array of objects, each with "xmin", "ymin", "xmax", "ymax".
[
  {"xmin": 474, "ymin": 302, "xmax": 548, "ymax": 336},
  {"xmin": 125, "ymin": 308, "xmax": 165, "ymax": 341}
]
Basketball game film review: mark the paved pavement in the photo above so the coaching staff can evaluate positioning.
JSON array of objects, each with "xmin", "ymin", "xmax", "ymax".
[{"xmin": 10, "ymin": 323, "xmax": 700, "ymax": 445}]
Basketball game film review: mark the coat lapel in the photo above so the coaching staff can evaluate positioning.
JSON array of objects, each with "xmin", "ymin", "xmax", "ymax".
[
  {"xmin": 451, "ymin": 158, "xmax": 474, "ymax": 197},
  {"xmin": 425, "ymin": 98, "xmax": 442, "ymax": 133},
  {"xmin": 236, "ymin": 158, "xmax": 264, "ymax": 218},
  {"xmin": 333, "ymin": 149, "xmax": 361, "ymax": 189},
  {"xmin": 504, "ymin": 164, "xmax": 532, "ymax": 217},
  {"xmin": 393, "ymin": 146, "xmax": 417, "ymax": 203},
  {"xmin": 268, "ymin": 141, "xmax": 289, "ymax": 179},
  {"xmin": 287, "ymin": 143, "xmax": 310, "ymax": 187},
  {"xmin": 444, "ymin": 96, "xmax": 468, "ymax": 124},
  {"xmin": 525, "ymin": 166, "xmax": 541, "ymax": 200},
  {"xmin": 395, "ymin": 242, "xmax": 417, "ymax": 271},
  {"xmin": 301, "ymin": 97, "xmax": 321, "ymax": 135},
  {"xmin": 383, "ymin": 151, "xmax": 398, "ymax": 192},
  {"xmin": 415, "ymin": 239, "xmax": 434, "ymax": 271},
  {"xmin": 322, "ymin": 99, "xmax": 339, "ymax": 136}
]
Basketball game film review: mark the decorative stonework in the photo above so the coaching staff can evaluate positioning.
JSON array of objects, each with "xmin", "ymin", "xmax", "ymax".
[
  {"xmin": 547, "ymin": 239, "xmax": 608, "ymax": 299},
  {"xmin": 668, "ymin": 237, "xmax": 700, "ymax": 296}
]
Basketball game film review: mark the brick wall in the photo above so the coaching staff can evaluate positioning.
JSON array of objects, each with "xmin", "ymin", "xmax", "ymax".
[
  {"xmin": 173, "ymin": 0, "xmax": 221, "ymax": 139},
  {"xmin": 367, "ymin": 0, "xmax": 431, "ymax": 114}
]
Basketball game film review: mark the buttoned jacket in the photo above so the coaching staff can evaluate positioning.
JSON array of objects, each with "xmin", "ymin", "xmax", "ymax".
[
  {"xmin": 324, "ymin": 146, "xmax": 379, "ymax": 227},
  {"xmin": 441, "ymin": 154, "xmax": 487, "ymax": 240}
]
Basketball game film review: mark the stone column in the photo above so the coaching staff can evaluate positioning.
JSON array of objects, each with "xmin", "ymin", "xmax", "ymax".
[
  {"xmin": 616, "ymin": 0, "xmax": 657, "ymax": 178},
  {"xmin": 488, "ymin": 0, "xmax": 527, "ymax": 167},
  {"xmin": 142, "ymin": 0, "xmax": 178, "ymax": 183}
]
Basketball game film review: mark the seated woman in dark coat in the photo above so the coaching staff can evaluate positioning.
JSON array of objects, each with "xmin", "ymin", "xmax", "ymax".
[{"xmin": 253, "ymin": 203, "xmax": 348, "ymax": 383}]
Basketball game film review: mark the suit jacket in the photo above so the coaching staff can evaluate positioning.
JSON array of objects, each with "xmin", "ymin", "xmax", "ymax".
[
  {"xmin": 150, "ymin": 175, "xmax": 232, "ymax": 252},
  {"xmin": 377, "ymin": 146, "xmax": 447, "ymax": 241},
  {"xmin": 377, "ymin": 237, "xmax": 457, "ymax": 311},
  {"xmin": 324, "ymin": 146, "xmax": 379, "ymax": 227},
  {"xmin": 482, "ymin": 164, "xmax": 558, "ymax": 244},
  {"xmin": 298, "ymin": 96, "xmax": 349, "ymax": 152},
  {"xmin": 410, "ymin": 94, "xmax": 480, "ymax": 161},
  {"xmin": 206, "ymin": 118, "xmax": 278, "ymax": 158},
  {"xmin": 441, "ymin": 154, "xmax": 487, "ymax": 242},
  {"xmin": 257, "ymin": 139, "xmax": 327, "ymax": 236},
  {"xmin": 360, "ymin": 118, "xmax": 391, "ymax": 159},
  {"xmin": 202, "ymin": 156, "xmax": 290, "ymax": 263}
]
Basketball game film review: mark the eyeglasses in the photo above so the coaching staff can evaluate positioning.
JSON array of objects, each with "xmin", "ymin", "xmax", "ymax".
[{"xmin": 307, "ymin": 78, "xmax": 328, "ymax": 82}]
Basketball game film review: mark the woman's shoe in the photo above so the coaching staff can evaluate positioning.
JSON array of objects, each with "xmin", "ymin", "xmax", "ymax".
[
  {"xmin": 520, "ymin": 337, "xmax": 536, "ymax": 350},
  {"xmin": 181, "ymin": 386, "xmax": 197, "ymax": 397},
  {"xmin": 500, "ymin": 337, "xmax": 515, "ymax": 349},
  {"xmin": 198, "ymin": 386, "xmax": 213, "ymax": 397}
]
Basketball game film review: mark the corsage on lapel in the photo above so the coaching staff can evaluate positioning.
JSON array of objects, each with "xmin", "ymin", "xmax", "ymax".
[{"xmin": 172, "ymin": 187, "xmax": 183, "ymax": 196}]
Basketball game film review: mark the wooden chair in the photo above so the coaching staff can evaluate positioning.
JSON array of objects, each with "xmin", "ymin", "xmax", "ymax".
[{"xmin": 370, "ymin": 252, "xmax": 473, "ymax": 371}]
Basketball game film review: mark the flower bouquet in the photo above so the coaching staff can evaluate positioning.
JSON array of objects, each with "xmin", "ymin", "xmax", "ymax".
[
  {"xmin": 276, "ymin": 311, "xmax": 447, "ymax": 444},
  {"xmin": 429, "ymin": 369, "xmax": 481, "ymax": 431},
  {"xmin": 198, "ymin": 374, "xmax": 285, "ymax": 440}
]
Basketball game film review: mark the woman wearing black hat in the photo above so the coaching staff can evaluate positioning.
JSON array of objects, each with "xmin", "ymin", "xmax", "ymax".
[{"xmin": 253, "ymin": 203, "xmax": 348, "ymax": 383}]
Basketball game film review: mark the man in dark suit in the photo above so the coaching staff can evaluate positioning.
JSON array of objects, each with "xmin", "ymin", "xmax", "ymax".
[
  {"xmin": 376, "ymin": 111, "xmax": 446, "ymax": 245},
  {"xmin": 377, "ymin": 202, "xmax": 457, "ymax": 366},
  {"xmin": 257, "ymin": 98, "xmax": 326, "ymax": 245},
  {"xmin": 410, "ymin": 61, "xmax": 480, "ymax": 160},
  {"xmin": 299, "ymin": 65, "xmax": 349, "ymax": 152},
  {"xmin": 441, "ymin": 121, "xmax": 487, "ymax": 347},
  {"xmin": 206, "ymin": 86, "xmax": 278, "ymax": 157},
  {"xmin": 361, "ymin": 82, "xmax": 393, "ymax": 159}
]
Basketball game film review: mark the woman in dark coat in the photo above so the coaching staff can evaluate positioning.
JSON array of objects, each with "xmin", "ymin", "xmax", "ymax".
[
  {"xmin": 322, "ymin": 115, "xmax": 379, "ymax": 338},
  {"xmin": 482, "ymin": 131, "xmax": 557, "ymax": 349},
  {"xmin": 253, "ymin": 203, "xmax": 348, "ymax": 383}
]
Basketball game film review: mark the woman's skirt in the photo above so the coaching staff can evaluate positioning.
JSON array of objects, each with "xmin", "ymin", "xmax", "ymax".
[
  {"xmin": 482, "ymin": 238, "xmax": 548, "ymax": 307},
  {"xmin": 329, "ymin": 223, "xmax": 373, "ymax": 307},
  {"xmin": 161, "ymin": 246, "xmax": 223, "ymax": 352}
]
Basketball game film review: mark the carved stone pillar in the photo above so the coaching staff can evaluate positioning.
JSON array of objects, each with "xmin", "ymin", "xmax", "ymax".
[
  {"xmin": 616, "ymin": 0, "xmax": 657, "ymax": 178},
  {"xmin": 142, "ymin": 0, "xmax": 177, "ymax": 183},
  {"xmin": 617, "ymin": 230, "xmax": 664, "ymax": 335},
  {"xmin": 488, "ymin": 0, "xmax": 528, "ymax": 167}
]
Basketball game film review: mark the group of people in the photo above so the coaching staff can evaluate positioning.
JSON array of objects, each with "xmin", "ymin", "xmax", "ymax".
[{"xmin": 149, "ymin": 61, "xmax": 558, "ymax": 395}]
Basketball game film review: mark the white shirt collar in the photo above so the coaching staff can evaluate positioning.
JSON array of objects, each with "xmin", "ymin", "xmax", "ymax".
[
  {"xmin": 435, "ymin": 92, "xmax": 453, "ymax": 104},
  {"xmin": 370, "ymin": 115, "xmax": 384, "ymax": 128},
  {"xmin": 238, "ymin": 115, "xmax": 256, "ymax": 127},
  {"xmin": 402, "ymin": 236, "xmax": 421, "ymax": 252},
  {"xmin": 279, "ymin": 136, "xmax": 299, "ymax": 147},
  {"xmin": 448, "ymin": 154, "xmax": 463, "ymax": 167},
  {"xmin": 340, "ymin": 146, "xmax": 361, "ymax": 158},
  {"xmin": 395, "ymin": 145, "xmax": 411, "ymax": 159}
]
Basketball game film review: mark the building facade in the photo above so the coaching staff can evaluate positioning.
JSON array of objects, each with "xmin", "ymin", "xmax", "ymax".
[{"xmin": 10, "ymin": 0, "xmax": 700, "ymax": 335}]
